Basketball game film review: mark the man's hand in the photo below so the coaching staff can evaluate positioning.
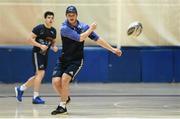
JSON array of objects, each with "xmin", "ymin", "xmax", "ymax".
[
  {"xmin": 79, "ymin": 22, "xmax": 97, "ymax": 42},
  {"xmin": 52, "ymin": 46, "xmax": 58, "ymax": 52},
  {"xmin": 40, "ymin": 45, "xmax": 48, "ymax": 51},
  {"xmin": 112, "ymin": 48, "xmax": 122, "ymax": 56},
  {"xmin": 90, "ymin": 22, "xmax": 97, "ymax": 31}
]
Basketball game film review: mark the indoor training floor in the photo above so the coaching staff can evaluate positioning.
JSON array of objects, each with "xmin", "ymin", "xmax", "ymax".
[{"xmin": 0, "ymin": 83, "xmax": 179, "ymax": 118}]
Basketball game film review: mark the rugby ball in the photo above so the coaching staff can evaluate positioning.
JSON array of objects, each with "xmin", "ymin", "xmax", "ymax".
[{"xmin": 127, "ymin": 22, "xmax": 143, "ymax": 38}]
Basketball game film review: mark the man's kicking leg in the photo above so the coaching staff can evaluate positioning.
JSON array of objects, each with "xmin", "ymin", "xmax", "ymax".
[{"xmin": 51, "ymin": 73, "xmax": 71, "ymax": 115}]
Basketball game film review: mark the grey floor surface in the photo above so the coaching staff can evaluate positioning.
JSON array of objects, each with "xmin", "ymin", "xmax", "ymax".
[{"xmin": 0, "ymin": 83, "xmax": 180, "ymax": 119}]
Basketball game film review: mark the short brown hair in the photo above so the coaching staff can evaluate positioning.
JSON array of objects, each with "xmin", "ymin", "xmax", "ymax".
[{"xmin": 44, "ymin": 11, "xmax": 54, "ymax": 18}]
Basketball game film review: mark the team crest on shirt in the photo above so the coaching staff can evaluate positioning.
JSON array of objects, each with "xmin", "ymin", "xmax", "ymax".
[{"xmin": 50, "ymin": 31, "xmax": 54, "ymax": 34}]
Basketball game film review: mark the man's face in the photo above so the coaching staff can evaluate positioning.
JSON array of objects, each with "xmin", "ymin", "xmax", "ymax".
[
  {"xmin": 45, "ymin": 15, "xmax": 54, "ymax": 26},
  {"xmin": 66, "ymin": 13, "xmax": 77, "ymax": 25}
]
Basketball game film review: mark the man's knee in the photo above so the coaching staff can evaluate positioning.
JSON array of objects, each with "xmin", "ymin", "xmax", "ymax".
[
  {"xmin": 61, "ymin": 73, "xmax": 71, "ymax": 85},
  {"xmin": 35, "ymin": 70, "xmax": 45, "ymax": 79},
  {"xmin": 52, "ymin": 77, "xmax": 60, "ymax": 86}
]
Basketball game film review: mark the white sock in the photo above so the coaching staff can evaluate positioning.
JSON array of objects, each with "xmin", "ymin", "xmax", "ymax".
[
  {"xmin": 33, "ymin": 92, "xmax": 39, "ymax": 99},
  {"xmin": 59, "ymin": 102, "xmax": 66, "ymax": 108},
  {"xmin": 20, "ymin": 84, "xmax": 27, "ymax": 91}
]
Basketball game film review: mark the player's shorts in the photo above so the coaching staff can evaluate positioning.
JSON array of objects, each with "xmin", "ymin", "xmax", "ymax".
[
  {"xmin": 52, "ymin": 59, "xmax": 83, "ymax": 80},
  {"xmin": 32, "ymin": 52, "xmax": 48, "ymax": 72}
]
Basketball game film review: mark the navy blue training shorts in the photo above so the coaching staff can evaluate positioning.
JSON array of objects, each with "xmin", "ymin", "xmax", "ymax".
[{"xmin": 52, "ymin": 59, "xmax": 83, "ymax": 80}]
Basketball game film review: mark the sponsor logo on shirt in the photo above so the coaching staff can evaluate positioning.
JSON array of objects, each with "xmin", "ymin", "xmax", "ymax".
[{"xmin": 40, "ymin": 30, "xmax": 44, "ymax": 35}]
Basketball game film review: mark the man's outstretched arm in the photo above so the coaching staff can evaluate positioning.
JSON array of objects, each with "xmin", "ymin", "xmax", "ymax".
[{"xmin": 95, "ymin": 37, "xmax": 122, "ymax": 56}]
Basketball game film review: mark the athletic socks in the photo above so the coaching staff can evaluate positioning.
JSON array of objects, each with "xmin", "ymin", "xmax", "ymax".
[
  {"xmin": 59, "ymin": 102, "xmax": 66, "ymax": 108},
  {"xmin": 19, "ymin": 85, "xmax": 41, "ymax": 100},
  {"xmin": 33, "ymin": 92, "xmax": 39, "ymax": 99},
  {"xmin": 20, "ymin": 84, "xmax": 27, "ymax": 91}
]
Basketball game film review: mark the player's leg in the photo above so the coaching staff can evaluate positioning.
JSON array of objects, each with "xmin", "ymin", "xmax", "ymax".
[
  {"xmin": 52, "ymin": 77, "xmax": 62, "ymax": 100},
  {"xmin": 23, "ymin": 76, "xmax": 36, "ymax": 88},
  {"xmin": 33, "ymin": 70, "xmax": 45, "ymax": 96},
  {"xmin": 51, "ymin": 60, "xmax": 63, "ymax": 100},
  {"xmin": 16, "ymin": 72, "xmax": 47, "ymax": 104},
  {"xmin": 51, "ymin": 60, "xmax": 83, "ymax": 115},
  {"xmin": 51, "ymin": 60, "xmax": 72, "ymax": 115},
  {"xmin": 15, "ymin": 76, "xmax": 35, "ymax": 102},
  {"xmin": 60, "ymin": 73, "xmax": 71, "ymax": 104},
  {"xmin": 15, "ymin": 52, "xmax": 38, "ymax": 102},
  {"xmin": 32, "ymin": 53, "xmax": 47, "ymax": 104},
  {"xmin": 60, "ymin": 60, "xmax": 83, "ymax": 106},
  {"xmin": 51, "ymin": 60, "xmax": 71, "ymax": 103},
  {"xmin": 52, "ymin": 77, "xmax": 71, "ymax": 103},
  {"xmin": 51, "ymin": 73, "xmax": 71, "ymax": 115},
  {"xmin": 33, "ymin": 70, "xmax": 45, "ymax": 92}
]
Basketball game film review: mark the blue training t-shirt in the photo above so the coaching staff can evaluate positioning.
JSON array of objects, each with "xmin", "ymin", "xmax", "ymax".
[{"xmin": 59, "ymin": 20, "xmax": 99, "ymax": 61}]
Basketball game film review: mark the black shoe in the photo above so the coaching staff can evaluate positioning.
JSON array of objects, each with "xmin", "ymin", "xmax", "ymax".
[
  {"xmin": 51, "ymin": 106, "xmax": 67, "ymax": 115},
  {"xmin": 66, "ymin": 96, "xmax": 71, "ymax": 104}
]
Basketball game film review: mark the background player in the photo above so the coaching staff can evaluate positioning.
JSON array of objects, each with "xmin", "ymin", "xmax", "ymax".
[{"xmin": 15, "ymin": 11, "xmax": 58, "ymax": 104}]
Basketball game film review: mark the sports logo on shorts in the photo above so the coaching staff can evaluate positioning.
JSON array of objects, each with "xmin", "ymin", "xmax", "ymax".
[
  {"xmin": 39, "ymin": 65, "xmax": 44, "ymax": 69},
  {"xmin": 69, "ymin": 71, "xmax": 74, "ymax": 76},
  {"xmin": 53, "ymin": 71, "xmax": 57, "ymax": 75}
]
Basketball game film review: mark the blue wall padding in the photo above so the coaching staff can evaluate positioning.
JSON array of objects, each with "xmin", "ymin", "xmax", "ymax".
[
  {"xmin": 10, "ymin": 49, "xmax": 34, "ymax": 83},
  {"xmin": 174, "ymin": 49, "xmax": 180, "ymax": 82},
  {"xmin": 0, "ymin": 46, "xmax": 180, "ymax": 83},
  {"xmin": 0, "ymin": 47, "xmax": 34, "ymax": 83},
  {"xmin": 0, "ymin": 50, "xmax": 12, "ymax": 83},
  {"xmin": 0, "ymin": 46, "xmax": 60, "ymax": 83},
  {"xmin": 108, "ymin": 48, "xmax": 141, "ymax": 82},
  {"xmin": 76, "ymin": 47, "xmax": 109, "ymax": 82},
  {"xmin": 141, "ymin": 49, "xmax": 173, "ymax": 82}
]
